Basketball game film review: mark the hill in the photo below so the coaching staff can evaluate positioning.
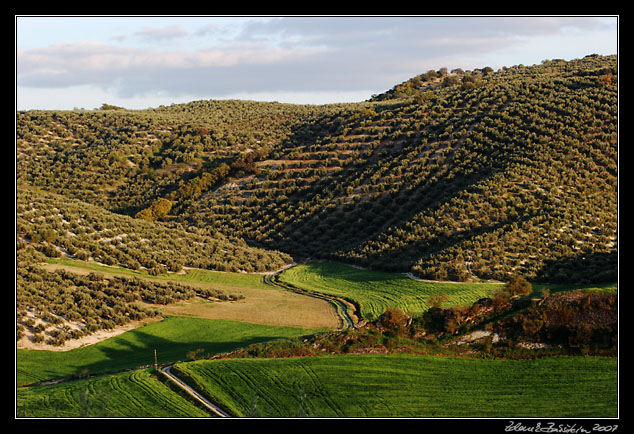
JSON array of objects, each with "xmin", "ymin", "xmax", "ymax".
[
  {"xmin": 174, "ymin": 54, "xmax": 617, "ymax": 283},
  {"xmin": 16, "ymin": 54, "xmax": 617, "ymax": 284}
]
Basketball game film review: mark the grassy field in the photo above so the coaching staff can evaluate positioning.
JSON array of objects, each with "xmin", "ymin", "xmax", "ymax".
[
  {"xmin": 172, "ymin": 354, "xmax": 618, "ymax": 418},
  {"xmin": 43, "ymin": 258, "xmax": 339, "ymax": 329},
  {"xmin": 18, "ymin": 259, "xmax": 619, "ymax": 419},
  {"xmin": 46, "ymin": 257, "xmax": 273, "ymax": 290},
  {"xmin": 17, "ymin": 316, "xmax": 317, "ymax": 386},
  {"xmin": 279, "ymin": 262, "xmax": 504, "ymax": 320},
  {"xmin": 17, "ymin": 367, "xmax": 212, "ymax": 417}
]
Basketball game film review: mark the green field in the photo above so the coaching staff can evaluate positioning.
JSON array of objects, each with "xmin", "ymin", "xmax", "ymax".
[
  {"xmin": 17, "ymin": 261, "xmax": 619, "ymax": 418},
  {"xmin": 17, "ymin": 368, "xmax": 212, "ymax": 417},
  {"xmin": 47, "ymin": 257, "xmax": 272, "ymax": 290},
  {"xmin": 172, "ymin": 354, "xmax": 618, "ymax": 418},
  {"xmin": 17, "ymin": 316, "xmax": 316, "ymax": 386},
  {"xmin": 279, "ymin": 262, "xmax": 503, "ymax": 320}
]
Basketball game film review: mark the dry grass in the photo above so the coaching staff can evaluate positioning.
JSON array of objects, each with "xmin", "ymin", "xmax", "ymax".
[
  {"xmin": 38, "ymin": 262, "xmax": 339, "ymax": 336},
  {"xmin": 147, "ymin": 288, "xmax": 338, "ymax": 329}
]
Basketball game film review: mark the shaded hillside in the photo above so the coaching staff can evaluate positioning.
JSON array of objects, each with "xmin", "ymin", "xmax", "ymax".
[{"xmin": 16, "ymin": 55, "xmax": 617, "ymax": 284}]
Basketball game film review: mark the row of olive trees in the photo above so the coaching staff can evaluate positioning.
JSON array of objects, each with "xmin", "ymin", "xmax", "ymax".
[{"xmin": 17, "ymin": 187, "xmax": 293, "ymax": 275}]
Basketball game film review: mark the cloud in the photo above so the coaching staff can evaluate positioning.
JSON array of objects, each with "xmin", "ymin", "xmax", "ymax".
[
  {"xmin": 134, "ymin": 25, "xmax": 189, "ymax": 42},
  {"xmin": 16, "ymin": 38, "xmax": 333, "ymax": 98},
  {"xmin": 193, "ymin": 22, "xmax": 221, "ymax": 37},
  {"xmin": 235, "ymin": 16, "xmax": 612, "ymax": 49},
  {"xmin": 16, "ymin": 16, "xmax": 617, "ymax": 104}
]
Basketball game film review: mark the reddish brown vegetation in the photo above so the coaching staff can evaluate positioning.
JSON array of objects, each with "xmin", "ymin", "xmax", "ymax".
[{"xmin": 495, "ymin": 291, "xmax": 617, "ymax": 350}]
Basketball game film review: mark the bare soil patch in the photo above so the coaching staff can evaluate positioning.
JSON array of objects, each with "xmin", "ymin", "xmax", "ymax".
[{"xmin": 17, "ymin": 310, "xmax": 162, "ymax": 352}]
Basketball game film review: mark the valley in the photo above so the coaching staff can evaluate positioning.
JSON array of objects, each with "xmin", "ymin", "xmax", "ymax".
[{"xmin": 16, "ymin": 54, "xmax": 618, "ymax": 419}]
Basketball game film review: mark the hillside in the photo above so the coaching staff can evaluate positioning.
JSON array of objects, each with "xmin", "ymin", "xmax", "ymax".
[
  {"xmin": 17, "ymin": 187, "xmax": 292, "ymax": 274},
  {"xmin": 175, "ymin": 54, "xmax": 618, "ymax": 283},
  {"xmin": 16, "ymin": 54, "xmax": 617, "ymax": 284},
  {"xmin": 16, "ymin": 100, "xmax": 356, "ymax": 213}
]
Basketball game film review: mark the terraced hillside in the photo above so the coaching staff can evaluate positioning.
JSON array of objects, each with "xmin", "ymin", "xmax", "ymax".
[
  {"xmin": 178, "ymin": 55, "xmax": 618, "ymax": 283},
  {"xmin": 16, "ymin": 100, "xmax": 353, "ymax": 213},
  {"xmin": 17, "ymin": 55, "xmax": 617, "ymax": 284}
]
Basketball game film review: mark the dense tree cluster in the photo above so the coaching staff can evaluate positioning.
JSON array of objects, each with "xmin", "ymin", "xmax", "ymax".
[
  {"xmin": 135, "ymin": 197, "xmax": 173, "ymax": 221},
  {"xmin": 413, "ymin": 288, "xmax": 617, "ymax": 353},
  {"xmin": 493, "ymin": 291, "xmax": 617, "ymax": 351}
]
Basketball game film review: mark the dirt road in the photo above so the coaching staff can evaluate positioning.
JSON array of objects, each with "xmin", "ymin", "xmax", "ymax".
[{"xmin": 161, "ymin": 365, "xmax": 231, "ymax": 418}]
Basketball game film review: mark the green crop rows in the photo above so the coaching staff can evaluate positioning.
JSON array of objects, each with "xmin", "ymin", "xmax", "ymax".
[
  {"xmin": 17, "ymin": 368, "xmax": 211, "ymax": 417},
  {"xmin": 17, "ymin": 316, "xmax": 315, "ymax": 386},
  {"xmin": 172, "ymin": 354, "xmax": 617, "ymax": 418},
  {"xmin": 279, "ymin": 262, "xmax": 503, "ymax": 320}
]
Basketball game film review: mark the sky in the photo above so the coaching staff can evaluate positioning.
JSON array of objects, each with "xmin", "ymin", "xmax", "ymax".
[{"xmin": 15, "ymin": 15, "xmax": 618, "ymax": 111}]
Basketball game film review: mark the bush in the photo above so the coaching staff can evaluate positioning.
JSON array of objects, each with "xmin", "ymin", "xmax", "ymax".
[
  {"xmin": 377, "ymin": 307, "xmax": 409, "ymax": 331},
  {"xmin": 505, "ymin": 275, "xmax": 532, "ymax": 297}
]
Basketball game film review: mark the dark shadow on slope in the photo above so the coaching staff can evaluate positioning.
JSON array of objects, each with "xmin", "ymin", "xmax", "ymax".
[
  {"xmin": 256, "ymin": 134, "xmax": 509, "ymax": 264},
  {"xmin": 536, "ymin": 251, "xmax": 617, "ymax": 284},
  {"xmin": 243, "ymin": 92, "xmax": 526, "ymax": 262},
  {"xmin": 345, "ymin": 207, "xmax": 546, "ymax": 273}
]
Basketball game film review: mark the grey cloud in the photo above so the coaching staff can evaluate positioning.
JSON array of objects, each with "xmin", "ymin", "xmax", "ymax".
[
  {"xmin": 100, "ymin": 52, "xmax": 389, "ymax": 99},
  {"xmin": 16, "ymin": 42, "xmax": 338, "ymax": 97},
  {"xmin": 193, "ymin": 23, "xmax": 220, "ymax": 37},
  {"xmin": 228, "ymin": 16, "xmax": 587, "ymax": 70},
  {"xmin": 235, "ymin": 16, "xmax": 615, "ymax": 58},
  {"xmin": 237, "ymin": 16, "xmax": 609, "ymax": 44}
]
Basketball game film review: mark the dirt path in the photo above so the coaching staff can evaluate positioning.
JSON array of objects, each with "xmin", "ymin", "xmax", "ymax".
[
  {"xmin": 161, "ymin": 365, "xmax": 231, "ymax": 418},
  {"xmin": 263, "ymin": 272, "xmax": 358, "ymax": 330}
]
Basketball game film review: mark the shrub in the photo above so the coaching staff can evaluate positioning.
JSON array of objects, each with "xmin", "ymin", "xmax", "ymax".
[
  {"xmin": 377, "ymin": 307, "xmax": 410, "ymax": 331},
  {"xmin": 428, "ymin": 293, "xmax": 449, "ymax": 309},
  {"xmin": 505, "ymin": 275, "xmax": 532, "ymax": 297}
]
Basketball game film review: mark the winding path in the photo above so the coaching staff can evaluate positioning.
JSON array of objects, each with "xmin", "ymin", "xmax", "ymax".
[
  {"xmin": 160, "ymin": 263, "xmax": 358, "ymax": 418},
  {"xmin": 161, "ymin": 365, "xmax": 231, "ymax": 418},
  {"xmin": 263, "ymin": 272, "xmax": 357, "ymax": 330}
]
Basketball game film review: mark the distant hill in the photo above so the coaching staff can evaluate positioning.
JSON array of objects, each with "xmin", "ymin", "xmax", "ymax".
[{"xmin": 17, "ymin": 54, "xmax": 617, "ymax": 284}]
